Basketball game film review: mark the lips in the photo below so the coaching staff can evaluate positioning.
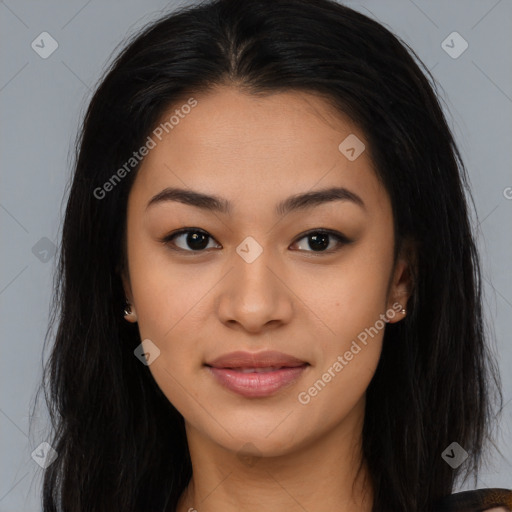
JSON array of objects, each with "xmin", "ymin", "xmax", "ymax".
[
  {"xmin": 204, "ymin": 350, "xmax": 310, "ymax": 397},
  {"xmin": 204, "ymin": 350, "xmax": 309, "ymax": 397},
  {"xmin": 205, "ymin": 350, "xmax": 308, "ymax": 370}
]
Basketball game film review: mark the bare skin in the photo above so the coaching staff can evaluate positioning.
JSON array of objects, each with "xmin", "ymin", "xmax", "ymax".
[{"xmin": 121, "ymin": 85, "xmax": 414, "ymax": 512}]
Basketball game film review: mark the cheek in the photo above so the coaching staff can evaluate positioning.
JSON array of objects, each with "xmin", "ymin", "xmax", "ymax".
[
  {"xmin": 296, "ymin": 276, "xmax": 389, "ymax": 420},
  {"xmin": 300, "ymin": 231, "xmax": 393, "ymax": 398},
  {"xmin": 126, "ymin": 239, "xmax": 216, "ymax": 406},
  {"xmin": 127, "ymin": 227, "xmax": 206, "ymax": 339},
  {"xmin": 309, "ymin": 235, "xmax": 394, "ymax": 345}
]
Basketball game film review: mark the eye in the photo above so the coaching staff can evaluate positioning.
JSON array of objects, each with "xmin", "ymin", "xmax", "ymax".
[
  {"xmin": 291, "ymin": 229, "xmax": 352, "ymax": 253},
  {"xmin": 160, "ymin": 228, "xmax": 352, "ymax": 254},
  {"xmin": 161, "ymin": 228, "xmax": 220, "ymax": 252}
]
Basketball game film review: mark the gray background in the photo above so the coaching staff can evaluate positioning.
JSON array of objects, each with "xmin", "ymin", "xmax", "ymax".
[{"xmin": 1, "ymin": 0, "xmax": 511, "ymax": 510}]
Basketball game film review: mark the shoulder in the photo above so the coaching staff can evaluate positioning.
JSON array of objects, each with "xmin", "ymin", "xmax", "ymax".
[{"xmin": 435, "ymin": 488, "xmax": 512, "ymax": 511}]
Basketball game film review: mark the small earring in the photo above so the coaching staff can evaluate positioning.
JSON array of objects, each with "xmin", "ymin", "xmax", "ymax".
[
  {"xmin": 123, "ymin": 302, "xmax": 132, "ymax": 316},
  {"xmin": 401, "ymin": 307, "xmax": 406, "ymax": 315},
  {"xmin": 123, "ymin": 300, "xmax": 136, "ymax": 321}
]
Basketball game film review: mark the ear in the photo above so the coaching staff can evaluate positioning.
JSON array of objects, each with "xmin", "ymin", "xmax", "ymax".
[
  {"xmin": 386, "ymin": 239, "xmax": 416, "ymax": 324},
  {"xmin": 117, "ymin": 263, "xmax": 137, "ymax": 323}
]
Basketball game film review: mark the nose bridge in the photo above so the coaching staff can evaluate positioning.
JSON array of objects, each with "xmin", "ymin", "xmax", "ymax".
[
  {"xmin": 233, "ymin": 234, "xmax": 277, "ymax": 297},
  {"xmin": 217, "ymin": 234, "xmax": 293, "ymax": 330}
]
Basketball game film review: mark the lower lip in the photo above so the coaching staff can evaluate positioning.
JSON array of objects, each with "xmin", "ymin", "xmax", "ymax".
[{"xmin": 206, "ymin": 365, "xmax": 308, "ymax": 398}]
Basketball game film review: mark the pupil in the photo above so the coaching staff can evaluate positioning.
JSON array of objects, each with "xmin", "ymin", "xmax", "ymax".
[
  {"xmin": 187, "ymin": 232, "xmax": 208, "ymax": 250},
  {"xmin": 309, "ymin": 233, "xmax": 329, "ymax": 251}
]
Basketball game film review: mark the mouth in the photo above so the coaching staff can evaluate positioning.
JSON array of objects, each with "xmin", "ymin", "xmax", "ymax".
[
  {"xmin": 204, "ymin": 361, "xmax": 310, "ymax": 398},
  {"xmin": 204, "ymin": 350, "xmax": 310, "ymax": 397}
]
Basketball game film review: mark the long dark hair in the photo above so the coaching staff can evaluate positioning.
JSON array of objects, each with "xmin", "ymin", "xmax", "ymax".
[{"xmin": 35, "ymin": 0, "xmax": 502, "ymax": 510}]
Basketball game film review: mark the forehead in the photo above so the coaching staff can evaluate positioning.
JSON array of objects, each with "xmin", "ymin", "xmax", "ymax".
[
  {"xmin": 130, "ymin": 85, "xmax": 388, "ymax": 216},
  {"xmin": 151, "ymin": 86, "xmax": 359, "ymax": 158}
]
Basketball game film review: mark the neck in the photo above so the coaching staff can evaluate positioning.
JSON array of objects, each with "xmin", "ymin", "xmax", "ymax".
[{"xmin": 175, "ymin": 402, "xmax": 373, "ymax": 512}]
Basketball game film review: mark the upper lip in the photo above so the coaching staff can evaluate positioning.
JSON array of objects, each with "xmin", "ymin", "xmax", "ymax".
[{"xmin": 205, "ymin": 350, "xmax": 308, "ymax": 369}]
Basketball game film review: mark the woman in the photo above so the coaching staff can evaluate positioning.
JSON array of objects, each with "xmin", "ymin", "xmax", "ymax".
[{"xmin": 38, "ymin": 0, "xmax": 510, "ymax": 510}]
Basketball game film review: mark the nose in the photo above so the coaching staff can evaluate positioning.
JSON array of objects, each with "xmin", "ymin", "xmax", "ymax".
[{"xmin": 216, "ymin": 243, "xmax": 294, "ymax": 333}]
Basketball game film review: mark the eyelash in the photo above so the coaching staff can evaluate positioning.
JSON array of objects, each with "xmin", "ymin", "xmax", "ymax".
[{"xmin": 160, "ymin": 228, "xmax": 352, "ymax": 255}]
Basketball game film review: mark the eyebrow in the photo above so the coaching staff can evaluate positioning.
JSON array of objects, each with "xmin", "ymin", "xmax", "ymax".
[{"xmin": 145, "ymin": 186, "xmax": 366, "ymax": 216}]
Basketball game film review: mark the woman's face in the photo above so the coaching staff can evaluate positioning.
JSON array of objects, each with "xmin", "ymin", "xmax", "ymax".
[{"xmin": 122, "ymin": 85, "xmax": 412, "ymax": 459}]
